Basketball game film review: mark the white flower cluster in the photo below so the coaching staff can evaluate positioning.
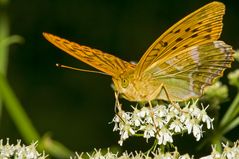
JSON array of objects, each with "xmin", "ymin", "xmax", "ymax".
[
  {"xmin": 71, "ymin": 148, "xmax": 192, "ymax": 159},
  {"xmin": 112, "ymin": 100, "xmax": 214, "ymax": 146},
  {"xmin": 0, "ymin": 139, "xmax": 46, "ymax": 159},
  {"xmin": 71, "ymin": 141, "xmax": 239, "ymax": 159},
  {"xmin": 200, "ymin": 141, "xmax": 239, "ymax": 159}
]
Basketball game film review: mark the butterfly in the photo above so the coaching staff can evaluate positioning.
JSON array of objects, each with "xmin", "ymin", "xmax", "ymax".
[{"xmin": 43, "ymin": 1, "xmax": 234, "ymax": 103}]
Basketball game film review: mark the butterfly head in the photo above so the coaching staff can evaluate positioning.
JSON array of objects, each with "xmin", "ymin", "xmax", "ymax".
[
  {"xmin": 112, "ymin": 72, "xmax": 130, "ymax": 91},
  {"xmin": 112, "ymin": 70, "xmax": 137, "ymax": 101}
]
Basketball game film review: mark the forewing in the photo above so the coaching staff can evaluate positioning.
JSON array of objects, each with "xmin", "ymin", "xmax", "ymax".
[
  {"xmin": 146, "ymin": 41, "xmax": 234, "ymax": 101},
  {"xmin": 43, "ymin": 33, "xmax": 135, "ymax": 77},
  {"xmin": 135, "ymin": 2, "xmax": 225, "ymax": 77}
]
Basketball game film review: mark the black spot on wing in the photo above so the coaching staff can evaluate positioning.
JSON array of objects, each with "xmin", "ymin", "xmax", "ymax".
[
  {"xmin": 160, "ymin": 41, "xmax": 168, "ymax": 47},
  {"xmin": 191, "ymin": 34, "xmax": 198, "ymax": 38},
  {"xmin": 206, "ymin": 28, "xmax": 212, "ymax": 33},
  {"xmin": 204, "ymin": 35, "xmax": 211, "ymax": 40},
  {"xmin": 192, "ymin": 28, "xmax": 198, "ymax": 33},
  {"xmin": 185, "ymin": 28, "xmax": 191, "ymax": 32},
  {"xmin": 174, "ymin": 29, "xmax": 180, "ymax": 33},
  {"xmin": 176, "ymin": 37, "xmax": 183, "ymax": 42}
]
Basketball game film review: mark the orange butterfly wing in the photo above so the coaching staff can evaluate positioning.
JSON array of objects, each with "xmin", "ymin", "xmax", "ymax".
[
  {"xmin": 146, "ymin": 41, "xmax": 234, "ymax": 101},
  {"xmin": 135, "ymin": 2, "xmax": 225, "ymax": 77},
  {"xmin": 43, "ymin": 33, "xmax": 135, "ymax": 77}
]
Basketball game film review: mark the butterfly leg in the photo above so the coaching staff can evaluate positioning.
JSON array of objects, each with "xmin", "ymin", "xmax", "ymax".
[
  {"xmin": 114, "ymin": 91, "xmax": 122, "ymax": 112},
  {"xmin": 114, "ymin": 91, "xmax": 125, "ymax": 123},
  {"xmin": 148, "ymin": 100, "xmax": 161, "ymax": 149},
  {"xmin": 161, "ymin": 85, "xmax": 188, "ymax": 113},
  {"xmin": 151, "ymin": 83, "xmax": 182, "ymax": 112}
]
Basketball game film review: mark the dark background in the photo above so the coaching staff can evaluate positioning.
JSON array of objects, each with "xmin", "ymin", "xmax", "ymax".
[{"xmin": 1, "ymin": 0, "xmax": 239, "ymax": 156}]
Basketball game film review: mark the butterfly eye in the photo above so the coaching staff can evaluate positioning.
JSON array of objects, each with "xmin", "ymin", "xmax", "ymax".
[{"xmin": 121, "ymin": 78, "xmax": 129, "ymax": 88}]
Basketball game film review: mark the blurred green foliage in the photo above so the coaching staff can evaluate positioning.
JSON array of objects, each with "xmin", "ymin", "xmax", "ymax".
[{"xmin": 0, "ymin": 0, "xmax": 238, "ymax": 158}]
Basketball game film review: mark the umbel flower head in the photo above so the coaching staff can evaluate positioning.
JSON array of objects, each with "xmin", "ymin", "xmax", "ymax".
[
  {"xmin": 0, "ymin": 139, "xmax": 46, "ymax": 159},
  {"xmin": 71, "ymin": 147, "xmax": 191, "ymax": 159},
  {"xmin": 71, "ymin": 141, "xmax": 239, "ymax": 159},
  {"xmin": 112, "ymin": 100, "xmax": 214, "ymax": 146}
]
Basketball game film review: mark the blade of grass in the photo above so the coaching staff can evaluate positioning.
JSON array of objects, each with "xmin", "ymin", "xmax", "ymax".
[
  {"xmin": 0, "ymin": 74, "xmax": 74, "ymax": 158},
  {"xmin": 0, "ymin": 8, "xmax": 10, "ymax": 118},
  {"xmin": 0, "ymin": 73, "xmax": 40, "ymax": 143},
  {"xmin": 221, "ymin": 116, "xmax": 239, "ymax": 135},
  {"xmin": 220, "ymin": 92, "xmax": 239, "ymax": 128},
  {"xmin": 41, "ymin": 134, "xmax": 73, "ymax": 158},
  {"xmin": 0, "ymin": 13, "xmax": 9, "ymax": 75}
]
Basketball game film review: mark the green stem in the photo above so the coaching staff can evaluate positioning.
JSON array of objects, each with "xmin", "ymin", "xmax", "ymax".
[
  {"xmin": 0, "ymin": 5, "xmax": 10, "ymax": 117},
  {"xmin": 220, "ymin": 92, "xmax": 239, "ymax": 130},
  {"xmin": 0, "ymin": 74, "xmax": 40, "ymax": 143},
  {"xmin": 41, "ymin": 135, "xmax": 73, "ymax": 158},
  {"xmin": 229, "ymin": 92, "xmax": 239, "ymax": 122},
  {"xmin": 221, "ymin": 116, "xmax": 239, "ymax": 135},
  {"xmin": 211, "ymin": 132, "xmax": 222, "ymax": 153}
]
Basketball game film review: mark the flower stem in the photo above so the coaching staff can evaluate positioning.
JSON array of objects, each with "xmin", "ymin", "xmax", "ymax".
[
  {"xmin": 220, "ymin": 92, "xmax": 239, "ymax": 132},
  {"xmin": 0, "ymin": 74, "xmax": 40, "ymax": 143}
]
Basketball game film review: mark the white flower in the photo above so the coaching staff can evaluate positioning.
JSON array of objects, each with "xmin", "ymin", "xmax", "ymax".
[
  {"xmin": 0, "ymin": 139, "xmax": 46, "ymax": 159},
  {"xmin": 169, "ymin": 119, "xmax": 184, "ymax": 133},
  {"xmin": 202, "ymin": 113, "xmax": 214, "ymax": 129},
  {"xmin": 72, "ymin": 141, "xmax": 239, "ymax": 159},
  {"xmin": 164, "ymin": 110, "xmax": 176, "ymax": 124},
  {"xmin": 143, "ymin": 125, "xmax": 156, "ymax": 140},
  {"xmin": 192, "ymin": 124, "xmax": 203, "ymax": 141},
  {"xmin": 179, "ymin": 154, "xmax": 192, "ymax": 159},
  {"xmin": 200, "ymin": 141, "xmax": 239, "ymax": 159},
  {"xmin": 199, "ymin": 155, "xmax": 213, "ymax": 159},
  {"xmin": 138, "ymin": 107, "xmax": 150, "ymax": 118},
  {"xmin": 156, "ymin": 127, "xmax": 173, "ymax": 145},
  {"xmin": 120, "ymin": 124, "xmax": 135, "ymax": 139},
  {"xmin": 185, "ymin": 118, "xmax": 193, "ymax": 134},
  {"xmin": 155, "ymin": 116, "xmax": 166, "ymax": 129},
  {"xmin": 118, "ymin": 140, "xmax": 123, "ymax": 146},
  {"xmin": 180, "ymin": 113, "xmax": 191, "ymax": 125},
  {"xmin": 121, "ymin": 111, "xmax": 131, "ymax": 121},
  {"xmin": 201, "ymin": 105, "xmax": 214, "ymax": 129},
  {"xmin": 156, "ymin": 105, "xmax": 168, "ymax": 117},
  {"xmin": 222, "ymin": 143, "xmax": 239, "ymax": 159},
  {"xmin": 112, "ymin": 115, "xmax": 120, "ymax": 131},
  {"xmin": 144, "ymin": 113, "xmax": 154, "ymax": 125},
  {"xmin": 179, "ymin": 113, "xmax": 186, "ymax": 123},
  {"xmin": 118, "ymin": 123, "xmax": 135, "ymax": 146},
  {"xmin": 190, "ymin": 106, "xmax": 202, "ymax": 119},
  {"xmin": 169, "ymin": 103, "xmax": 180, "ymax": 115},
  {"xmin": 112, "ymin": 100, "xmax": 214, "ymax": 146},
  {"xmin": 131, "ymin": 109, "xmax": 143, "ymax": 127}
]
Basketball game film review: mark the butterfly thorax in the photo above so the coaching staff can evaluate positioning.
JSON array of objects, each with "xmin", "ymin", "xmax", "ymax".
[{"xmin": 112, "ymin": 70, "xmax": 160, "ymax": 102}]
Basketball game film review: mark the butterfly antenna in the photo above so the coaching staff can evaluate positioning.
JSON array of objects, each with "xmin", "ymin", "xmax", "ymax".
[{"xmin": 56, "ymin": 63, "xmax": 108, "ymax": 76}]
